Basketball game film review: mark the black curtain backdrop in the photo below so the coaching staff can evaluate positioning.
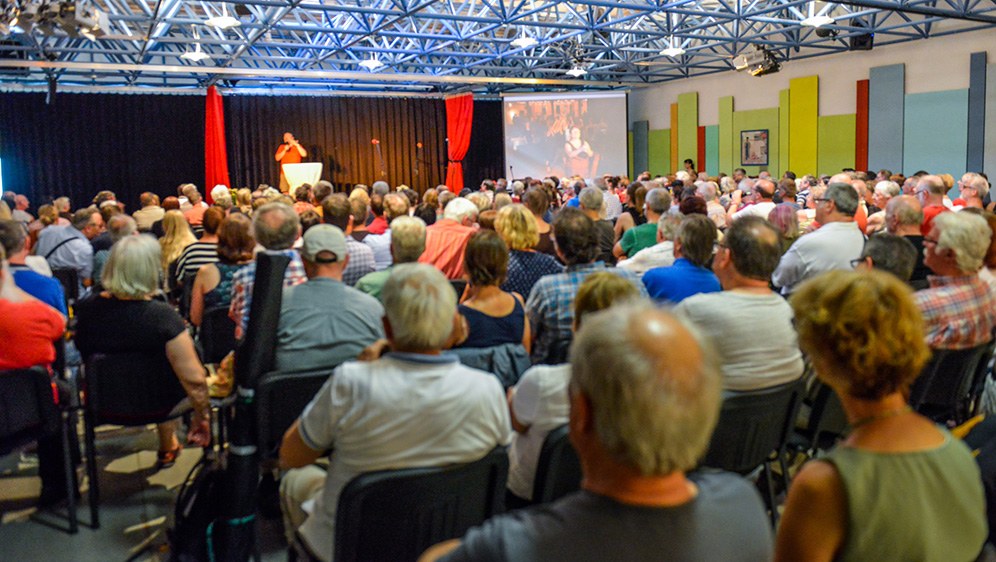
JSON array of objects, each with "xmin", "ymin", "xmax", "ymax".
[{"xmin": 0, "ymin": 92, "xmax": 503, "ymax": 212}]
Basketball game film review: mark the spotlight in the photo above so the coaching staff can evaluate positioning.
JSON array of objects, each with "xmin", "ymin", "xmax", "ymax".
[
  {"xmin": 205, "ymin": 3, "xmax": 240, "ymax": 29},
  {"xmin": 733, "ymin": 45, "xmax": 780, "ymax": 76},
  {"xmin": 511, "ymin": 36, "xmax": 537, "ymax": 49},
  {"xmin": 57, "ymin": 1, "xmax": 110, "ymax": 39},
  {"xmin": 359, "ymin": 58, "xmax": 384, "ymax": 71}
]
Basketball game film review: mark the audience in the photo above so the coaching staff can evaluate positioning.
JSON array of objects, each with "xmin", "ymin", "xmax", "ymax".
[
  {"xmin": 418, "ymin": 197, "xmax": 478, "ymax": 279},
  {"xmin": 577, "ymin": 187, "xmax": 615, "ymax": 266},
  {"xmin": 189, "ymin": 213, "xmax": 255, "ymax": 327},
  {"xmin": 35, "ymin": 206, "xmax": 104, "ymax": 289},
  {"xmin": 494, "ymin": 204, "xmax": 563, "ymax": 299},
  {"xmin": 642, "ymin": 214, "xmax": 720, "ymax": 303},
  {"xmin": 426, "ymin": 302, "xmax": 772, "ymax": 562},
  {"xmin": 885, "ymin": 194, "xmax": 929, "ymax": 288},
  {"xmin": 174, "ymin": 206, "xmax": 224, "ymax": 286},
  {"xmin": 916, "ymin": 174, "xmax": 950, "ymax": 236},
  {"xmin": 0, "ymin": 220, "xmax": 66, "ymax": 315},
  {"xmin": 278, "ymin": 264, "xmax": 510, "ymax": 561},
  {"xmin": 616, "ymin": 215, "xmax": 680, "ymax": 276},
  {"xmin": 363, "ymin": 192, "xmax": 410, "ymax": 271},
  {"xmin": 454, "ymin": 231, "xmax": 530, "ymax": 353},
  {"xmin": 614, "ymin": 187, "xmax": 670, "ymax": 259},
  {"xmin": 321, "ymin": 194, "xmax": 376, "ymax": 286},
  {"xmin": 133, "ymin": 192, "xmax": 165, "ymax": 231},
  {"xmin": 777, "ymin": 270, "xmax": 986, "ymax": 561},
  {"xmin": 355, "ymin": 216, "xmax": 426, "ymax": 300},
  {"xmin": 853, "ymin": 232, "xmax": 918, "ymax": 282},
  {"xmin": 159, "ymin": 210, "xmax": 197, "ymax": 292},
  {"xmin": 523, "ymin": 188, "xmax": 556, "ymax": 257},
  {"xmin": 92, "ymin": 214, "xmax": 138, "ymax": 286}
]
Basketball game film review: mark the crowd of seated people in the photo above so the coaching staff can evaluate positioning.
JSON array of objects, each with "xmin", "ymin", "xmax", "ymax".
[{"xmin": 2, "ymin": 165, "xmax": 996, "ymax": 561}]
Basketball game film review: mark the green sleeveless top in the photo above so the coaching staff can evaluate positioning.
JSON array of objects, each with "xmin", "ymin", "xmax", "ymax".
[{"xmin": 825, "ymin": 432, "xmax": 986, "ymax": 562}]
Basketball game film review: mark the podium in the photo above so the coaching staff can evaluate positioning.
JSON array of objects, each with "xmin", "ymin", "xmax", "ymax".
[{"xmin": 282, "ymin": 163, "xmax": 323, "ymax": 191}]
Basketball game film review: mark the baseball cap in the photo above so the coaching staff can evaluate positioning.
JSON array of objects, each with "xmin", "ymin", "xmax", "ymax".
[{"xmin": 300, "ymin": 224, "xmax": 347, "ymax": 263}]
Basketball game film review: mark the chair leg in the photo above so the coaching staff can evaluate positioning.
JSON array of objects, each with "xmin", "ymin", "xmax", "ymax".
[
  {"xmin": 61, "ymin": 410, "xmax": 78, "ymax": 534},
  {"xmin": 83, "ymin": 408, "xmax": 100, "ymax": 529},
  {"xmin": 778, "ymin": 448, "xmax": 793, "ymax": 493},
  {"xmin": 762, "ymin": 461, "xmax": 778, "ymax": 528}
]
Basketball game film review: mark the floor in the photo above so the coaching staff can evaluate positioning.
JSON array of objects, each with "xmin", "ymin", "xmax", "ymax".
[{"xmin": 0, "ymin": 424, "xmax": 287, "ymax": 562}]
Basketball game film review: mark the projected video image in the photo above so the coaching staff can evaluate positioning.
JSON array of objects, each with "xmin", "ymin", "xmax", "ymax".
[{"xmin": 504, "ymin": 93, "xmax": 627, "ymax": 179}]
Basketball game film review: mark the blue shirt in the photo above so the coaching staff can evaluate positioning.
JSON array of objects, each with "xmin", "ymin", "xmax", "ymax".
[
  {"xmin": 643, "ymin": 258, "xmax": 721, "ymax": 304},
  {"xmin": 10, "ymin": 265, "xmax": 67, "ymax": 316}
]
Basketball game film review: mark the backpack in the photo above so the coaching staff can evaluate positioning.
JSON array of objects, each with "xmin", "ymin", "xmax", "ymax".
[{"xmin": 169, "ymin": 450, "xmax": 225, "ymax": 562}]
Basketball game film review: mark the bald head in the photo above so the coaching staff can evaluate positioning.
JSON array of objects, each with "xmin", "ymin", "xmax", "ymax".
[
  {"xmin": 885, "ymin": 195, "xmax": 923, "ymax": 235},
  {"xmin": 570, "ymin": 303, "xmax": 721, "ymax": 475},
  {"xmin": 754, "ymin": 179, "xmax": 775, "ymax": 200}
]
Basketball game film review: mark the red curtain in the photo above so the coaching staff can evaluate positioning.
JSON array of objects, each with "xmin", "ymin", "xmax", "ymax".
[
  {"xmin": 204, "ymin": 85, "xmax": 230, "ymax": 202},
  {"xmin": 445, "ymin": 93, "xmax": 474, "ymax": 193}
]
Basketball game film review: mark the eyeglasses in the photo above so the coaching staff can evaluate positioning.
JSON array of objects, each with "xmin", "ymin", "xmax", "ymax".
[
  {"xmin": 813, "ymin": 197, "xmax": 831, "ymax": 204},
  {"xmin": 923, "ymin": 237, "xmax": 939, "ymax": 246},
  {"xmin": 850, "ymin": 258, "xmax": 866, "ymax": 268}
]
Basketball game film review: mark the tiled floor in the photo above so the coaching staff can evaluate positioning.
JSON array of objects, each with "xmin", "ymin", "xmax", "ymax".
[{"xmin": 0, "ymin": 425, "xmax": 287, "ymax": 562}]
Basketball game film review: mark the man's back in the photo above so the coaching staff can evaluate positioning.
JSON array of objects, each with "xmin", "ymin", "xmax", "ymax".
[
  {"xmin": 296, "ymin": 353, "xmax": 510, "ymax": 558},
  {"xmin": 915, "ymin": 275, "xmax": 996, "ymax": 350},
  {"xmin": 35, "ymin": 225, "xmax": 92, "ymax": 280},
  {"xmin": 419, "ymin": 219, "xmax": 476, "ymax": 279},
  {"xmin": 772, "ymin": 221, "xmax": 864, "ymax": 295},
  {"xmin": 442, "ymin": 472, "xmax": 772, "ymax": 562}
]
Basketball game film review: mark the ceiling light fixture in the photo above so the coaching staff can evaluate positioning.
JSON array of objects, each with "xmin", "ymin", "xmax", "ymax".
[
  {"xmin": 205, "ymin": 3, "xmax": 240, "ymax": 29},
  {"xmin": 801, "ymin": 2, "xmax": 835, "ymax": 27},
  {"xmin": 359, "ymin": 58, "xmax": 384, "ymax": 71},
  {"xmin": 565, "ymin": 64, "xmax": 587, "ymax": 77},
  {"xmin": 660, "ymin": 39, "xmax": 685, "ymax": 58},
  {"xmin": 511, "ymin": 36, "xmax": 537, "ymax": 49},
  {"xmin": 181, "ymin": 27, "xmax": 211, "ymax": 62}
]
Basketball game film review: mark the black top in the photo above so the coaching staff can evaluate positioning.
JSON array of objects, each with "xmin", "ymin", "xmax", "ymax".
[
  {"xmin": 905, "ymin": 235, "xmax": 930, "ymax": 290},
  {"xmin": 90, "ymin": 232, "xmax": 113, "ymax": 252},
  {"xmin": 75, "ymin": 296, "xmax": 186, "ymax": 357},
  {"xmin": 594, "ymin": 220, "xmax": 616, "ymax": 266},
  {"xmin": 457, "ymin": 298, "xmax": 525, "ymax": 349}
]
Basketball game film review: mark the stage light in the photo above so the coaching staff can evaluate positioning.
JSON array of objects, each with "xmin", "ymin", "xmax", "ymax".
[
  {"xmin": 659, "ymin": 36, "xmax": 685, "ymax": 58},
  {"xmin": 205, "ymin": 3, "xmax": 240, "ymax": 29},
  {"xmin": 511, "ymin": 36, "xmax": 537, "ymax": 49},
  {"xmin": 801, "ymin": 1, "xmax": 834, "ymax": 27},
  {"xmin": 359, "ymin": 58, "xmax": 384, "ymax": 71},
  {"xmin": 57, "ymin": 1, "xmax": 110, "ymax": 40},
  {"xmin": 565, "ymin": 65, "xmax": 587, "ymax": 77},
  {"xmin": 733, "ymin": 45, "xmax": 780, "ymax": 76},
  {"xmin": 181, "ymin": 45, "xmax": 211, "ymax": 62}
]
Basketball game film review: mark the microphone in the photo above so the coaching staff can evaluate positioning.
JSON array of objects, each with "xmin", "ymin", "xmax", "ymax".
[
  {"xmin": 371, "ymin": 139, "xmax": 380, "ymax": 145},
  {"xmin": 509, "ymin": 165, "xmax": 514, "ymax": 179},
  {"xmin": 416, "ymin": 142, "xmax": 423, "ymax": 149}
]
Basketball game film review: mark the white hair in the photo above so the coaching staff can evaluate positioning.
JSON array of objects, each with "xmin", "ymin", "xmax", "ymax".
[
  {"xmin": 578, "ymin": 187, "xmax": 604, "ymax": 212},
  {"xmin": 102, "ymin": 234, "xmax": 162, "ymax": 298},
  {"xmin": 389, "ymin": 216, "xmax": 427, "ymax": 263},
  {"xmin": 210, "ymin": 185, "xmax": 230, "ymax": 201},
  {"xmin": 696, "ymin": 181, "xmax": 719, "ymax": 201},
  {"xmin": 874, "ymin": 181, "xmax": 901, "ymax": 198},
  {"xmin": 935, "ymin": 212, "xmax": 991, "ymax": 273},
  {"xmin": 570, "ymin": 302, "xmax": 721, "ymax": 475},
  {"xmin": 675, "ymin": 170, "xmax": 691, "ymax": 182},
  {"xmin": 382, "ymin": 264, "xmax": 456, "ymax": 351},
  {"xmin": 443, "ymin": 197, "xmax": 479, "ymax": 223}
]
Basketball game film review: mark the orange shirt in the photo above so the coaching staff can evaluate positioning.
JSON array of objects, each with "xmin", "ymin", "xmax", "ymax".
[
  {"xmin": 279, "ymin": 144, "xmax": 302, "ymax": 166},
  {"xmin": 0, "ymin": 299, "xmax": 65, "ymax": 370},
  {"xmin": 418, "ymin": 219, "xmax": 476, "ymax": 279}
]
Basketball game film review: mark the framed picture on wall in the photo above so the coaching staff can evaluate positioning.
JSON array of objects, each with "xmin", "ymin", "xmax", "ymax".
[{"xmin": 741, "ymin": 129, "xmax": 769, "ymax": 166}]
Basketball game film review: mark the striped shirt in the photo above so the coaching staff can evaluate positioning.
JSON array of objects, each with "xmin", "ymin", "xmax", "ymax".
[
  {"xmin": 914, "ymin": 274, "xmax": 996, "ymax": 350},
  {"xmin": 175, "ymin": 241, "xmax": 219, "ymax": 282}
]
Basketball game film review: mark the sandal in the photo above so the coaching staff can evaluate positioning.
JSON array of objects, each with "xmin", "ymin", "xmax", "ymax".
[{"xmin": 156, "ymin": 445, "xmax": 182, "ymax": 470}]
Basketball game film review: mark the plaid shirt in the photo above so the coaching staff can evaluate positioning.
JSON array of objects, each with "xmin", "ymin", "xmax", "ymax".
[
  {"xmin": 526, "ymin": 262, "xmax": 646, "ymax": 364},
  {"xmin": 343, "ymin": 238, "xmax": 376, "ymax": 286},
  {"xmin": 914, "ymin": 274, "xmax": 996, "ymax": 350},
  {"xmin": 229, "ymin": 249, "xmax": 307, "ymax": 337}
]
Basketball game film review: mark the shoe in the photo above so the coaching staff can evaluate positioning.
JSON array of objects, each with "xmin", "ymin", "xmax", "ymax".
[{"xmin": 156, "ymin": 445, "xmax": 182, "ymax": 470}]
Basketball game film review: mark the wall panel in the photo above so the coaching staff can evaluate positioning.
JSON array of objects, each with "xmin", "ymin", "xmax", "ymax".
[
  {"xmin": 789, "ymin": 76, "xmax": 819, "ymax": 175},
  {"xmin": 818, "ymin": 114, "xmax": 857, "ymax": 175},
  {"xmin": 903, "ymin": 89, "xmax": 969, "ymax": 176},
  {"xmin": 868, "ymin": 64, "xmax": 905, "ymax": 172}
]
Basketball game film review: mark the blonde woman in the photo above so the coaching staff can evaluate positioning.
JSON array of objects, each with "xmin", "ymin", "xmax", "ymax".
[
  {"xmin": 159, "ymin": 210, "xmax": 196, "ymax": 291},
  {"xmin": 495, "ymin": 204, "xmax": 562, "ymax": 298}
]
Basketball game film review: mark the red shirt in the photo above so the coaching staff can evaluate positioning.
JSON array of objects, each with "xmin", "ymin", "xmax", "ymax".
[
  {"xmin": 367, "ymin": 216, "xmax": 389, "ymax": 235},
  {"xmin": 418, "ymin": 219, "xmax": 476, "ymax": 279},
  {"xmin": 921, "ymin": 204, "xmax": 950, "ymax": 236},
  {"xmin": 0, "ymin": 299, "xmax": 66, "ymax": 370}
]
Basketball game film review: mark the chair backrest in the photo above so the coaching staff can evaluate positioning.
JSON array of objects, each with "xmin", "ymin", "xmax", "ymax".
[
  {"xmin": 84, "ymin": 352, "xmax": 188, "ymax": 426},
  {"xmin": 51, "ymin": 267, "xmax": 79, "ymax": 305},
  {"xmin": 702, "ymin": 380, "xmax": 803, "ymax": 474},
  {"xmin": 0, "ymin": 368, "xmax": 59, "ymax": 456},
  {"xmin": 255, "ymin": 366, "xmax": 338, "ymax": 459},
  {"xmin": 531, "ymin": 424, "xmax": 582, "ymax": 504},
  {"xmin": 805, "ymin": 381, "xmax": 849, "ymax": 449},
  {"xmin": 544, "ymin": 338, "xmax": 572, "ymax": 365},
  {"xmin": 199, "ymin": 307, "xmax": 237, "ymax": 364},
  {"xmin": 334, "ymin": 447, "xmax": 508, "ymax": 562},
  {"xmin": 910, "ymin": 340, "xmax": 995, "ymax": 424},
  {"xmin": 449, "ymin": 279, "xmax": 468, "ymax": 299},
  {"xmin": 449, "ymin": 344, "xmax": 531, "ymax": 389},
  {"xmin": 178, "ymin": 271, "xmax": 199, "ymax": 320}
]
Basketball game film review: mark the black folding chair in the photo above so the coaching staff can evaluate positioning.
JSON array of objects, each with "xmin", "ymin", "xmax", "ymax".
[
  {"xmin": 255, "ymin": 366, "xmax": 339, "ymax": 460},
  {"xmin": 0, "ymin": 367, "xmax": 78, "ymax": 533},
  {"xmin": 789, "ymin": 380, "xmax": 848, "ymax": 458},
  {"xmin": 701, "ymin": 380, "xmax": 804, "ymax": 526},
  {"xmin": 531, "ymin": 424, "xmax": 582, "ymax": 505},
  {"xmin": 334, "ymin": 447, "xmax": 508, "ymax": 562},
  {"xmin": 50, "ymin": 267, "xmax": 79, "ymax": 311},
  {"xmin": 911, "ymin": 340, "xmax": 996, "ymax": 425},
  {"xmin": 82, "ymin": 352, "xmax": 188, "ymax": 528},
  {"xmin": 199, "ymin": 307, "xmax": 237, "ymax": 365}
]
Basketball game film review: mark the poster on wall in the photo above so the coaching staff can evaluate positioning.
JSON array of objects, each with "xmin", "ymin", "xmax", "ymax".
[{"xmin": 741, "ymin": 129, "xmax": 769, "ymax": 166}]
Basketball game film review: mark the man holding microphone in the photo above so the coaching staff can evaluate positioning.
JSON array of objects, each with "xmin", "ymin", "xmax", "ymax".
[{"xmin": 275, "ymin": 132, "xmax": 308, "ymax": 193}]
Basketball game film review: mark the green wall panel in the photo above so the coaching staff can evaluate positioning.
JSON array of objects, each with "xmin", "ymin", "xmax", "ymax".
[
  {"xmin": 648, "ymin": 129, "xmax": 670, "ymax": 177},
  {"xmin": 628, "ymin": 131, "xmax": 634, "ymax": 178},
  {"xmin": 903, "ymin": 89, "xmax": 969, "ymax": 178},
  {"xmin": 789, "ymin": 76, "xmax": 819, "ymax": 176},
  {"xmin": 705, "ymin": 125, "xmax": 719, "ymax": 177},
  {"xmin": 719, "ymin": 96, "xmax": 734, "ymax": 174},
  {"xmin": 732, "ymin": 108, "xmax": 779, "ymax": 177},
  {"xmin": 818, "ymin": 114, "xmax": 856, "ymax": 175},
  {"xmin": 779, "ymin": 89, "xmax": 790, "ymax": 178},
  {"xmin": 677, "ymin": 92, "xmax": 699, "ymax": 169}
]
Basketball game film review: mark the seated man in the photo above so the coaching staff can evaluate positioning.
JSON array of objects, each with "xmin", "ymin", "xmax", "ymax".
[
  {"xmin": 676, "ymin": 216, "xmax": 803, "ymax": 392},
  {"xmin": 363, "ymin": 193, "xmax": 410, "ymax": 271},
  {"xmin": 355, "ymin": 216, "xmax": 426, "ymax": 300},
  {"xmin": 34, "ymin": 206, "xmax": 104, "ymax": 288},
  {"xmin": 424, "ymin": 302, "xmax": 772, "ymax": 562},
  {"xmin": 0, "ymin": 220, "xmax": 66, "ymax": 315},
  {"xmin": 320, "ymin": 194, "xmax": 375, "ymax": 286},
  {"xmin": 275, "ymin": 224, "xmax": 385, "ymax": 372},
  {"xmin": 418, "ymin": 197, "xmax": 479, "ymax": 279},
  {"xmin": 613, "ymin": 187, "xmax": 670, "ymax": 259},
  {"xmin": 616, "ymin": 215, "xmax": 680, "ymax": 277},
  {"xmin": 915, "ymin": 212, "xmax": 996, "ymax": 350},
  {"xmin": 278, "ymin": 264, "xmax": 511, "ymax": 562},
  {"xmin": 855, "ymin": 232, "xmax": 918, "ymax": 283},
  {"xmin": 642, "ymin": 214, "xmax": 720, "ymax": 304}
]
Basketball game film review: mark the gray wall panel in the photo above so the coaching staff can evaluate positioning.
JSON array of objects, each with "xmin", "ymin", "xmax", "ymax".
[{"xmin": 868, "ymin": 64, "xmax": 905, "ymax": 173}]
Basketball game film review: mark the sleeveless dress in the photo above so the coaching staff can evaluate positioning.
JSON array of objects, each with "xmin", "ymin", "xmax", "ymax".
[
  {"xmin": 203, "ymin": 262, "xmax": 249, "ymax": 310},
  {"xmin": 824, "ymin": 432, "xmax": 986, "ymax": 562},
  {"xmin": 457, "ymin": 297, "xmax": 525, "ymax": 349}
]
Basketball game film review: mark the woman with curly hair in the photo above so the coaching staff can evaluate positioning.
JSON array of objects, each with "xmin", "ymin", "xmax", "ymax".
[{"xmin": 775, "ymin": 270, "xmax": 986, "ymax": 562}]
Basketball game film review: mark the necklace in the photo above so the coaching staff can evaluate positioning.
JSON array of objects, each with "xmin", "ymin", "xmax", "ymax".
[{"xmin": 850, "ymin": 405, "xmax": 913, "ymax": 429}]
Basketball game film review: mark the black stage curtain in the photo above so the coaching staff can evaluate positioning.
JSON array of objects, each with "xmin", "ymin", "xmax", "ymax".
[
  {"xmin": 0, "ymin": 93, "xmax": 503, "ymax": 212},
  {"xmin": 462, "ymin": 100, "xmax": 506, "ymax": 189},
  {"xmin": 0, "ymin": 93, "xmax": 204, "ymax": 213},
  {"xmin": 225, "ymin": 95, "xmax": 448, "ymax": 193}
]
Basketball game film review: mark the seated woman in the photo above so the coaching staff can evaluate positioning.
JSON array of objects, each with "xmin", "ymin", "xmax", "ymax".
[
  {"xmin": 613, "ymin": 182, "xmax": 648, "ymax": 243},
  {"xmin": 455, "ymin": 231, "xmax": 530, "ymax": 353},
  {"xmin": 775, "ymin": 270, "xmax": 987, "ymax": 562},
  {"xmin": 160, "ymin": 209, "xmax": 196, "ymax": 295},
  {"xmin": 190, "ymin": 213, "xmax": 255, "ymax": 327},
  {"xmin": 75, "ymin": 235, "xmax": 211, "ymax": 469},
  {"xmin": 494, "ymin": 204, "xmax": 563, "ymax": 299},
  {"xmin": 505, "ymin": 272, "xmax": 640, "ymax": 508}
]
